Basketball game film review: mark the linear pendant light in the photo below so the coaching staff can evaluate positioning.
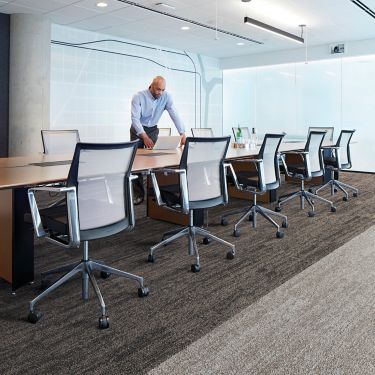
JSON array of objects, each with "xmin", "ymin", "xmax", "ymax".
[
  {"xmin": 350, "ymin": 0, "xmax": 375, "ymax": 19},
  {"xmin": 244, "ymin": 16, "xmax": 304, "ymax": 44}
]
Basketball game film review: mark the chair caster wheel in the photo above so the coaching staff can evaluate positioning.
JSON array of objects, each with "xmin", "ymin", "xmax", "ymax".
[
  {"xmin": 343, "ymin": 196, "xmax": 348, "ymax": 202},
  {"xmin": 221, "ymin": 218, "xmax": 228, "ymax": 226},
  {"xmin": 148, "ymin": 254, "xmax": 155, "ymax": 263},
  {"xmin": 226, "ymin": 251, "xmax": 235, "ymax": 260},
  {"xmin": 28, "ymin": 310, "xmax": 42, "ymax": 324},
  {"xmin": 276, "ymin": 231, "xmax": 284, "ymax": 239},
  {"xmin": 138, "ymin": 287, "xmax": 149, "ymax": 297},
  {"xmin": 308, "ymin": 211, "xmax": 315, "ymax": 217},
  {"xmin": 275, "ymin": 206, "xmax": 282, "ymax": 212},
  {"xmin": 308, "ymin": 188, "xmax": 314, "ymax": 193},
  {"xmin": 202, "ymin": 237, "xmax": 211, "ymax": 245},
  {"xmin": 353, "ymin": 192, "xmax": 358, "ymax": 197},
  {"xmin": 100, "ymin": 271, "xmax": 111, "ymax": 279},
  {"xmin": 281, "ymin": 220, "xmax": 288, "ymax": 228},
  {"xmin": 191, "ymin": 264, "xmax": 200, "ymax": 273},
  {"xmin": 331, "ymin": 206, "xmax": 337, "ymax": 213},
  {"xmin": 40, "ymin": 279, "xmax": 52, "ymax": 291},
  {"xmin": 248, "ymin": 214, "xmax": 253, "ymax": 222},
  {"xmin": 334, "ymin": 188, "xmax": 338, "ymax": 193},
  {"xmin": 233, "ymin": 229, "xmax": 241, "ymax": 237},
  {"xmin": 98, "ymin": 315, "xmax": 109, "ymax": 329}
]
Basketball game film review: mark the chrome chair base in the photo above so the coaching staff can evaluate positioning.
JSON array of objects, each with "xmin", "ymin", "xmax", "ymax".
[
  {"xmin": 315, "ymin": 178, "xmax": 359, "ymax": 201},
  {"xmin": 277, "ymin": 180, "xmax": 336, "ymax": 216},
  {"xmin": 28, "ymin": 242, "xmax": 148, "ymax": 328},
  {"xmin": 149, "ymin": 212, "xmax": 235, "ymax": 272}
]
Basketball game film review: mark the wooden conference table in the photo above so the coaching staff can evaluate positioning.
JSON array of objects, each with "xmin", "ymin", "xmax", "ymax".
[{"xmin": 0, "ymin": 141, "xmax": 307, "ymax": 292}]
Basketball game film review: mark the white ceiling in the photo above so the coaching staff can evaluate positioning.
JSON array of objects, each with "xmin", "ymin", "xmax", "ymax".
[{"xmin": 1, "ymin": 0, "xmax": 375, "ymax": 58}]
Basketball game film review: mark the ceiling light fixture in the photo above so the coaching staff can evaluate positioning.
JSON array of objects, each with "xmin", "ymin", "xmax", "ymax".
[
  {"xmin": 181, "ymin": 26, "xmax": 190, "ymax": 30},
  {"xmin": 244, "ymin": 17, "xmax": 304, "ymax": 44},
  {"xmin": 155, "ymin": 2, "xmax": 176, "ymax": 10},
  {"xmin": 237, "ymin": 42, "xmax": 245, "ymax": 46},
  {"xmin": 96, "ymin": 2, "xmax": 108, "ymax": 7}
]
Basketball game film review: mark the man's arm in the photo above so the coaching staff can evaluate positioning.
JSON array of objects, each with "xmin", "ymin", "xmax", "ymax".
[{"xmin": 131, "ymin": 94, "xmax": 154, "ymax": 148}]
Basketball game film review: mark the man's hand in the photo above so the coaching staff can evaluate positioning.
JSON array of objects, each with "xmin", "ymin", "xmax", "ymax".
[
  {"xmin": 140, "ymin": 132, "xmax": 154, "ymax": 149},
  {"xmin": 180, "ymin": 133, "xmax": 187, "ymax": 147}
]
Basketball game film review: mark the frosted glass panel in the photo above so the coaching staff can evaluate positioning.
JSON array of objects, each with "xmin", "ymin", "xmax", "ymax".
[
  {"xmin": 342, "ymin": 56, "xmax": 375, "ymax": 172},
  {"xmin": 224, "ymin": 55, "xmax": 375, "ymax": 172},
  {"xmin": 295, "ymin": 60, "xmax": 341, "ymax": 139}
]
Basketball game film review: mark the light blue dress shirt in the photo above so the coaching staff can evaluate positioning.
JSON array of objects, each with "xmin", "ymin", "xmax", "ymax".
[{"xmin": 131, "ymin": 89, "xmax": 185, "ymax": 136}]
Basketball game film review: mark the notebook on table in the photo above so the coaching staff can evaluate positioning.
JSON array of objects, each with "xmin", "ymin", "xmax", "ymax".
[{"xmin": 153, "ymin": 136, "xmax": 181, "ymax": 150}]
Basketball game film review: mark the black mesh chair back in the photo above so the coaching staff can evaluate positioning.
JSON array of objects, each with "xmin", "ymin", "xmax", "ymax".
[
  {"xmin": 336, "ymin": 129, "xmax": 355, "ymax": 168},
  {"xmin": 304, "ymin": 131, "xmax": 326, "ymax": 177},
  {"xmin": 258, "ymin": 134, "xmax": 284, "ymax": 190},
  {"xmin": 180, "ymin": 137, "xmax": 229, "ymax": 208},
  {"xmin": 41, "ymin": 129, "xmax": 80, "ymax": 154},
  {"xmin": 27, "ymin": 141, "xmax": 148, "ymax": 328},
  {"xmin": 308, "ymin": 126, "xmax": 334, "ymax": 142},
  {"xmin": 191, "ymin": 128, "xmax": 214, "ymax": 137}
]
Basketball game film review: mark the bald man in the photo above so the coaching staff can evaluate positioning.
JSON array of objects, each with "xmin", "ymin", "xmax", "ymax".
[{"xmin": 130, "ymin": 76, "xmax": 186, "ymax": 148}]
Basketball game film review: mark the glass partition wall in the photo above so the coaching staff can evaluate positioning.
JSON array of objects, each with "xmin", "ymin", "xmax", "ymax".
[{"xmin": 223, "ymin": 55, "xmax": 375, "ymax": 172}]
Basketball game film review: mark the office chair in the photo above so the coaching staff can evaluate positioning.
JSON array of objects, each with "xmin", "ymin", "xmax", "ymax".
[
  {"xmin": 221, "ymin": 133, "xmax": 288, "ymax": 238},
  {"xmin": 314, "ymin": 129, "xmax": 358, "ymax": 201},
  {"xmin": 308, "ymin": 126, "xmax": 334, "ymax": 142},
  {"xmin": 148, "ymin": 136, "xmax": 235, "ymax": 272},
  {"xmin": 191, "ymin": 128, "xmax": 214, "ymax": 137},
  {"xmin": 41, "ymin": 129, "xmax": 80, "ymax": 154},
  {"xmin": 276, "ymin": 131, "xmax": 336, "ymax": 217},
  {"xmin": 27, "ymin": 141, "xmax": 149, "ymax": 329},
  {"xmin": 158, "ymin": 128, "xmax": 171, "ymax": 136},
  {"xmin": 232, "ymin": 127, "xmax": 251, "ymax": 142}
]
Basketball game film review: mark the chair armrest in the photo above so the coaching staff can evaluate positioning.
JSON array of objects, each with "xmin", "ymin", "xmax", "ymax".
[
  {"xmin": 224, "ymin": 163, "xmax": 242, "ymax": 191},
  {"xmin": 150, "ymin": 168, "xmax": 189, "ymax": 214},
  {"xmin": 28, "ymin": 186, "xmax": 80, "ymax": 248},
  {"xmin": 280, "ymin": 151, "xmax": 312, "ymax": 179}
]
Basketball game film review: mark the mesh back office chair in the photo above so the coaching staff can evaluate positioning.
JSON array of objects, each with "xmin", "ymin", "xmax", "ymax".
[
  {"xmin": 41, "ymin": 129, "xmax": 80, "ymax": 154},
  {"xmin": 221, "ymin": 134, "xmax": 288, "ymax": 238},
  {"xmin": 308, "ymin": 126, "xmax": 334, "ymax": 142},
  {"xmin": 232, "ymin": 127, "xmax": 251, "ymax": 142},
  {"xmin": 27, "ymin": 142, "xmax": 149, "ymax": 329},
  {"xmin": 315, "ymin": 129, "xmax": 358, "ymax": 201},
  {"xmin": 158, "ymin": 128, "xmax": 171, "ymax": 136},
  {"xmin": 148, "ymin": 137, "xmax": 235, "ymax": 272},
  {"xmin": 191, "ymin": 128, "xmax": 214, "ymax": 137},
  {"xmin": 276, "ymin": 131, "xmax": 336, "ymax": 217}
]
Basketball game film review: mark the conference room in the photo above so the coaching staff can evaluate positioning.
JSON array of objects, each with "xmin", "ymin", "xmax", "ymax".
[{"xmin": 1, "ymin": 0, "xmax": 375, "ymax": 373}]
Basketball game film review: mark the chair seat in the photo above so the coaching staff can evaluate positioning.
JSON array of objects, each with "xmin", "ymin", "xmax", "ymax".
[
  {"xmin": 285, "ymin": 163, "xmax": 305, "ymax": 177},
  {"xmin": 324, "ymin": 156, "xmax": 337, "ymax": 167},
  {"xmin": 227, "ymin": 170, "xmax": 258, "ymax": 188},
  {"xmin": 159, "ymin": 184, "xmax": 181, "ymax": 206}
]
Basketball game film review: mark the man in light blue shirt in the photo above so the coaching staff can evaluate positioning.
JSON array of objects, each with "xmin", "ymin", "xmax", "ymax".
[{"xmin": 130, "ymin": 76, "xmax": 186, "ymax": 149}]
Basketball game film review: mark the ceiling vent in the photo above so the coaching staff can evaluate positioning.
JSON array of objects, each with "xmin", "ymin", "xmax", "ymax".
[{"xmin": 330, "ymin": 43, "xmax": 346, "ymax": 54}]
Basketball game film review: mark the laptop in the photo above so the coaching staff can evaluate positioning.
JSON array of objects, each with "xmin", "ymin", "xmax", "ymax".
[{"xmin": 153, "ymin": 136, "xmax": 181, "ymax": 150}]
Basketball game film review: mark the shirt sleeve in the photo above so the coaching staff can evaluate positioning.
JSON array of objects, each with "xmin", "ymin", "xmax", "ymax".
[
  {"xmin": 131, "ymin": 94, "xmax": 144, "ymax": 135},
  {"xmin": 165, "ymin": 94, "xmax": 185, "ymax": 135}
]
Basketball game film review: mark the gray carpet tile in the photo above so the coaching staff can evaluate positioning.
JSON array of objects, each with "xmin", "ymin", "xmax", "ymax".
[
  {"xmin": 0, "ymin": 172, "xmax": 373, "ymax": 374},
  {"xmin": 148, "ymin": 225, "xmax": 375, "ymax": 375}
]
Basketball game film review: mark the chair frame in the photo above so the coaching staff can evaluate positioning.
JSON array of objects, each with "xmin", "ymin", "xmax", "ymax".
[
  {"xmin": 148, "ymin": 137, "xmax": 235, "ymax": 272},
  {"xmin": 276, "ymin": 131, "xmax": 336, "ymax": 217},
  {"xmin": 221, "ymin": 134, "xmax": 288, "ymax": 238},
  {"xmin": 315, "ymin": 129, "xmax": 358, "ymax": 201},
  {"xmin": 27, "ymin": 142, "xmax": 148, "ymax": 329}
]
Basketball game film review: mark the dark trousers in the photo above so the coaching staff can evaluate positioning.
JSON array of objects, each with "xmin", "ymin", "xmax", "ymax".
[{"xmin": 130, "ymin": 126, "xmax": 160, "ymax": 202}]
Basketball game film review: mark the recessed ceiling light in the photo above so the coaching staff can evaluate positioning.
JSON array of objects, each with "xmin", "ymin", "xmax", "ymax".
[
  {"xmin": 96, "ymin": 2, "xmax": 108, "ymax": 7},
  {"xmin": 155, "ymin": 2, "xmax": 176, "ymax": 10},
  {"xmin": 181, "ymin": 26, "xmax": 190, "ymax": 30},
  {"xmin": 237, "ymin": 42, "xmax": 245, "ymax": 46}
]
